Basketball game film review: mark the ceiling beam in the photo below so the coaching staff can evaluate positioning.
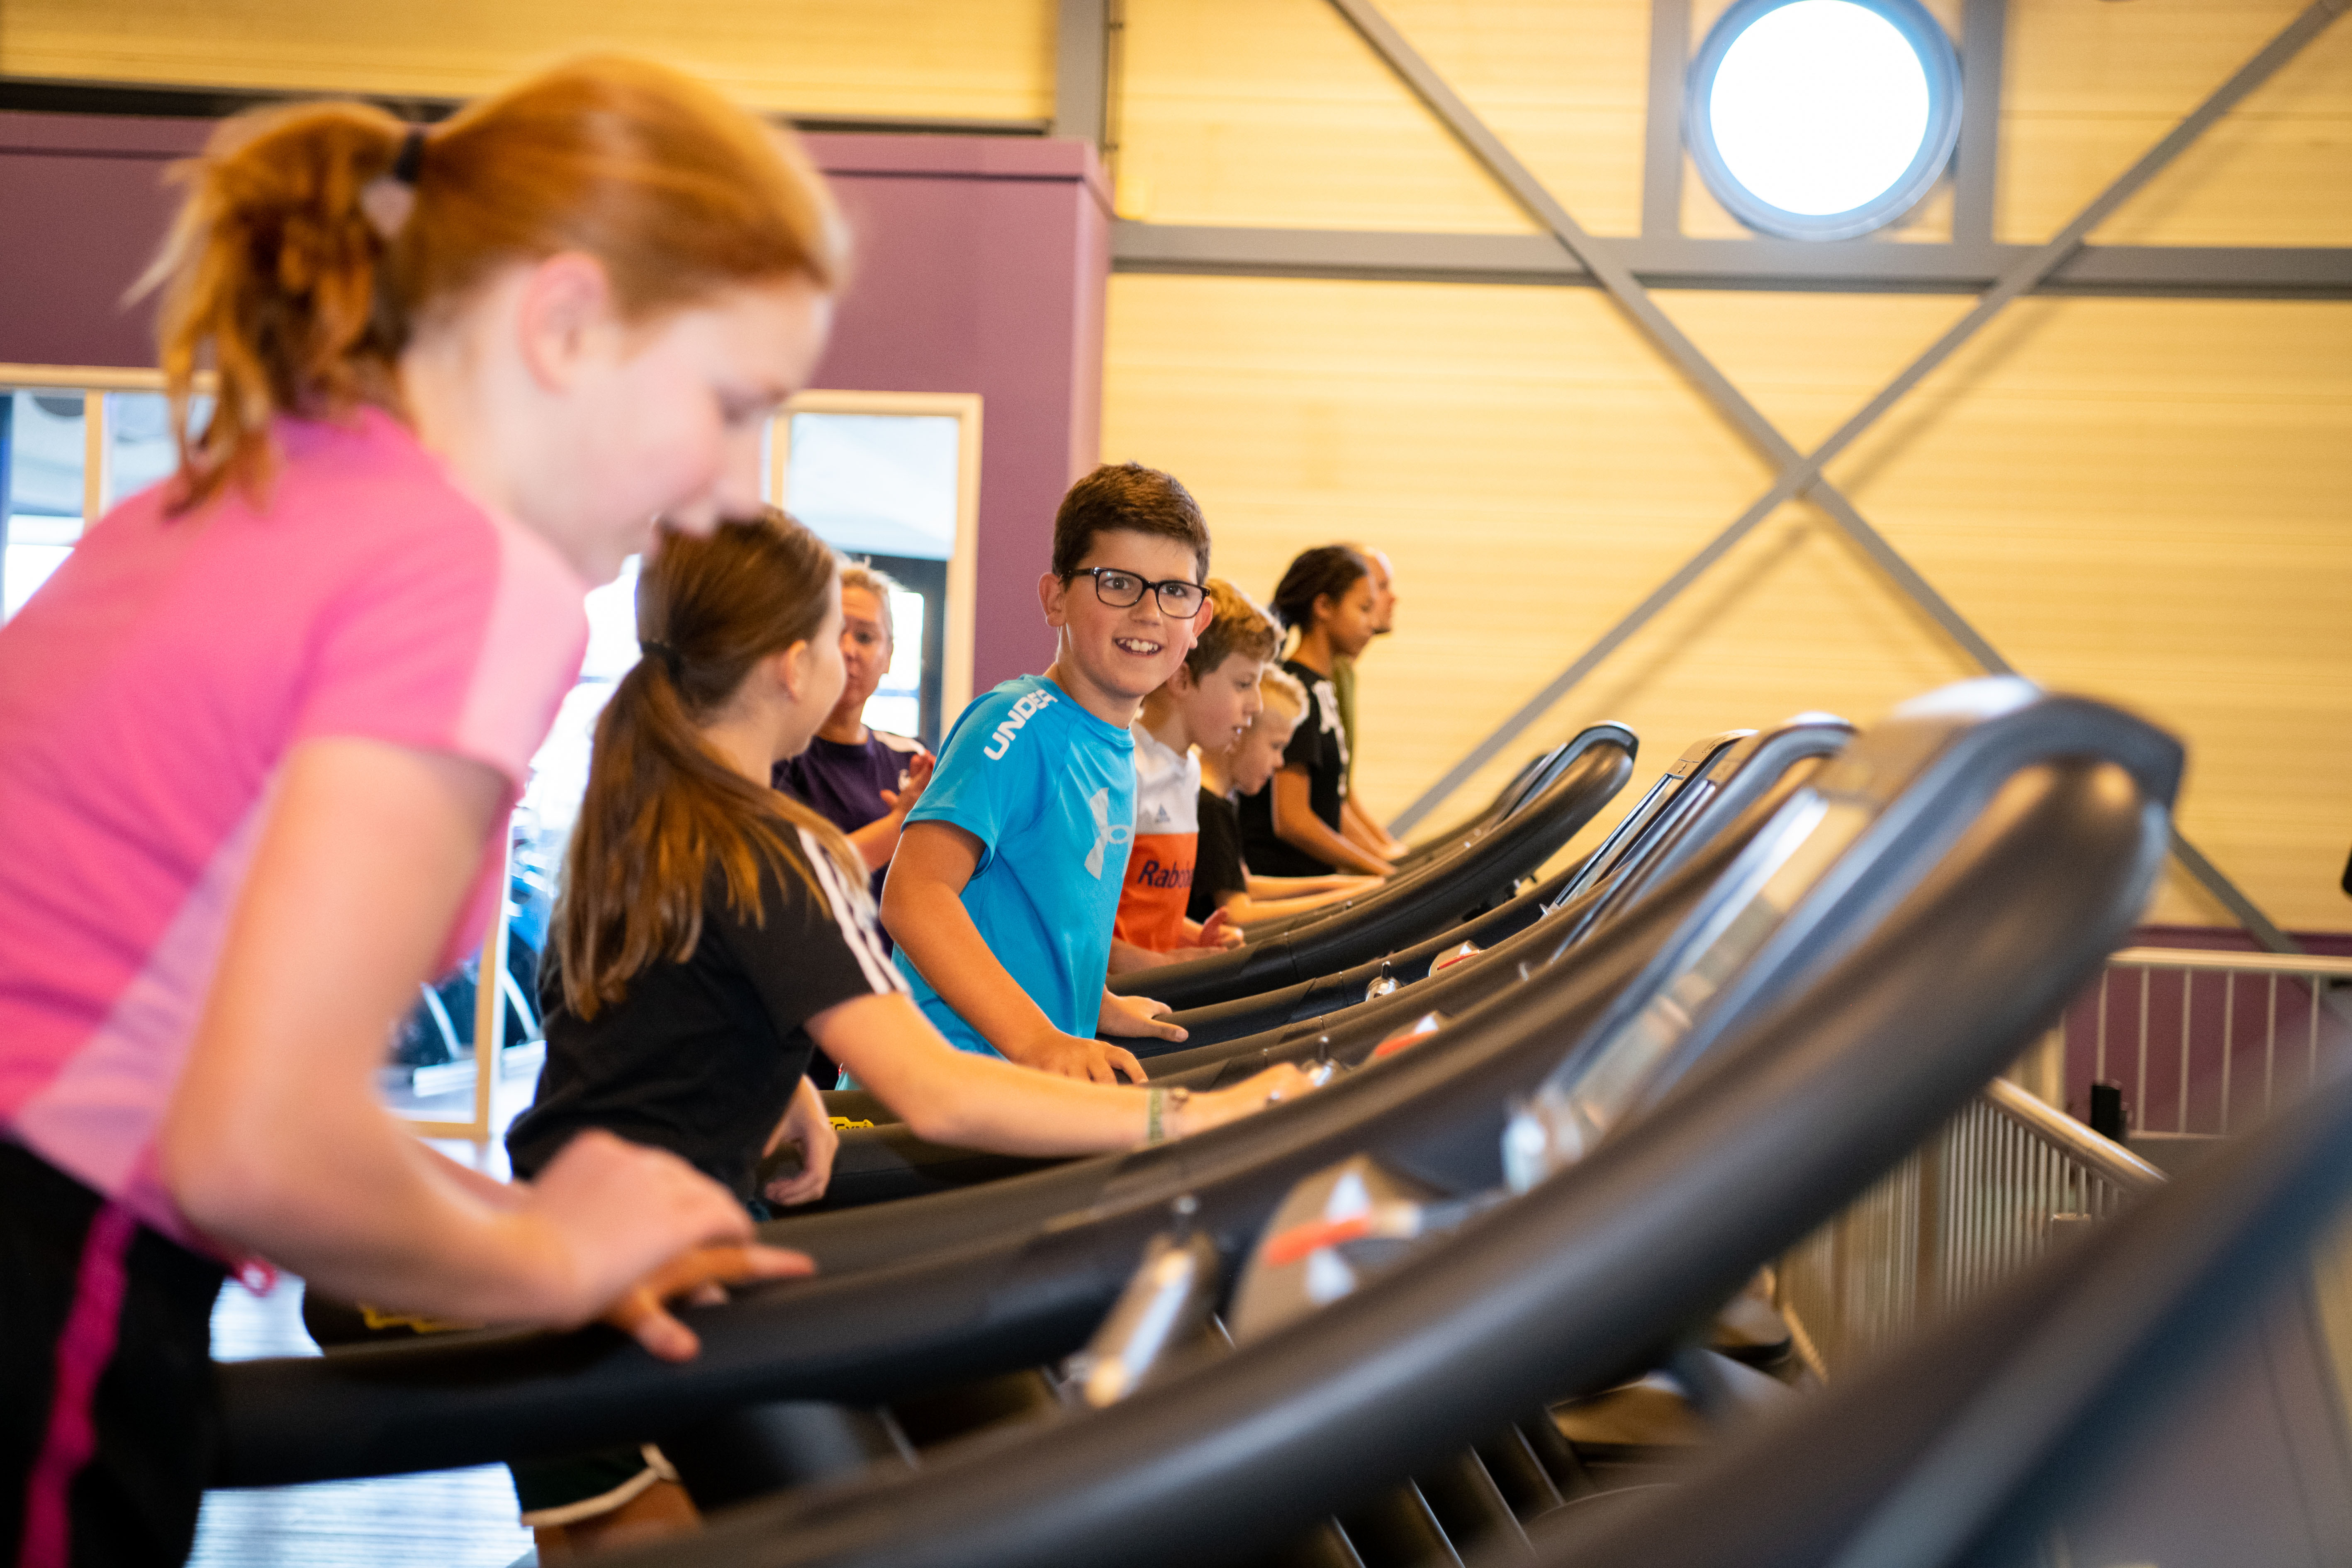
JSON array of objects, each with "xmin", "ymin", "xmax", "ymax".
[{"xmin": 1112, "ymin": 224, "xmax": 2352, "ymax": 299}]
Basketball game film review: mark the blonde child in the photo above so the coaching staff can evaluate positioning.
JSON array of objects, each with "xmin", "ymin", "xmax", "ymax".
[{"xmin": 1195, "ymin": 668, "xmax": 1381, "ymax": 925}]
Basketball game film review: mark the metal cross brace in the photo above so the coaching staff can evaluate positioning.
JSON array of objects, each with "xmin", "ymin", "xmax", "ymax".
[{"xmin": 1345, "ymin": 0, "xmax": 2345, "ymax": 953}]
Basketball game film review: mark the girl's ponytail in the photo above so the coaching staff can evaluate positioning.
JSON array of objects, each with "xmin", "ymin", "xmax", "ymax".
[
  {"xmin": 144, "ymin": 103, "xmax": 416, "ymax": 507},
  {"xmin": 138, "ymin": 56, "xmax": 845, "ymax": 514},
  {"xmin": 553, "ymin": 511, "xmax": 864, "ymax": 1018}
]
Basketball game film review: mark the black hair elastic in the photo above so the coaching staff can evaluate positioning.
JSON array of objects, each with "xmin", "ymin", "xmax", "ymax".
[
  {"xmin": 639, "ymin": 640, "xmax": 685, "ymax": 679},
  {"xmin": 389, "ymin": 125, "xmax": 426, "ymax": 186}
]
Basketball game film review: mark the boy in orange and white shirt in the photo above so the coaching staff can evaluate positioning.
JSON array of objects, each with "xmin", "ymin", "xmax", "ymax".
[{"xmin": 1108, "ymin": 581, "xmax": 1280, "ymax": 971}]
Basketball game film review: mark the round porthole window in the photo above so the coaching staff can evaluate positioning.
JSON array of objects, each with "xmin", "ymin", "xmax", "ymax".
[{"xmin": 1685, "ymin": 0, "xmax": 1962, "ymax": 242}]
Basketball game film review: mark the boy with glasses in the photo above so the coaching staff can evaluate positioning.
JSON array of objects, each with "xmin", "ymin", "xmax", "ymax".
[{"xmin": 883, "ymin": 464, "xmax": 1211, "ymax": 1083}]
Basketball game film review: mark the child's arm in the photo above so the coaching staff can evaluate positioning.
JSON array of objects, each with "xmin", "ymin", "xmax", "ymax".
[
  {"xmin": 1244, "ymin": 870, "xmax": 1378, "ymax": 896},
  {"xmin": 884, "ymin": 819, "xmax": 1152, "ymax": 1083},
  {"xmin": 1270, "ymin": 767, "xmax": 1392, "ymax": 876},
  {"xmin": 812, "ymin": 992, "xmax": 1311, "ymax": 1153},
  {"xmin": 1105, "ymin": 910, "xmax": 1243, "ymax": 973},
  {"xmin": 158, "ymin": 738, "xmax": 804, "ymax": 1361},
  {"xmin": 1220, "ymin": 879, "xmax": 1378, "ymax": 925},
  {"xmin": 1341, "ymin": 794, "xmax": 1407, "ymax": 859}
]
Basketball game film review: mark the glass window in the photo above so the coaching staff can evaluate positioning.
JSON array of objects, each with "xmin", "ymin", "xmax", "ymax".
[
  {"xmin": 3, "ymin": 391, "xmax": 87, "ymax": 623},
  {"xmin": 782, "ymin": 412, "xmax": 961, "ymax": 562},
  {"xmin": 105, "ymin": 391, "xmax": 183, "ymax": 503},
  {"xmin": 863, "ymin": 587, "xmax": 927, "ymax": 739},
  {"xmin": 1684, "ymin": 0, "xmax": 1962, "ymax": 242}
]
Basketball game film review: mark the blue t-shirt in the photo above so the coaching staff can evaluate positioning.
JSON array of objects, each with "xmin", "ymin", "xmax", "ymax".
[{"xmin": 894, "ymin": 674, "xmax": 1136, "ymax": 1055}]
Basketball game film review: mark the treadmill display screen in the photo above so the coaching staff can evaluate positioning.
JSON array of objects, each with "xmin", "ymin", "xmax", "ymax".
[{"xmin": 1504, "ymin": 790, "xmax": 1874, "ymax": 1190}]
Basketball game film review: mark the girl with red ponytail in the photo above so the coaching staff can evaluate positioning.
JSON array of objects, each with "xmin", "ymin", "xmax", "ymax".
[{"xmin": 0, "ymin": 57, "xmax": 842, "ymax": 1566}]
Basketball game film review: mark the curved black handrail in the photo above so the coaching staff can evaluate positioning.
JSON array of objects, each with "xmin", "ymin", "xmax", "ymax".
[
  {"xmin": 1103, "ymin": 724, "xmax": 1635, "ymax": 1009},
  {"xmin": 1137, "ymin": 714, "xmax": 1849, "ymax": 1076},
  {"xmin": 799, "ymin": 726, "xmax": 1833, "ymax": 1210},
  {"xmin": 1531, "ymin": 1018, "xmax": 2352, "ymax": 1568},
  {"xmin": 216, "ymin": 820, "xmax": 1740, "ymax": 1486},
  {"xmin": 796, "ymin": 762, "xmax": 1821, "ymax": 1213},
  {"xmin": 1247, "ymin": 738, "xmax": 1576, "ymax": 942},
  {"xmin": 604, "ymin": 709, "xmax": 2177, "ymax": 1568},
  {"xmin": 1117, "ymin": 730, "xmax": 1738, "ymax": 1055}
]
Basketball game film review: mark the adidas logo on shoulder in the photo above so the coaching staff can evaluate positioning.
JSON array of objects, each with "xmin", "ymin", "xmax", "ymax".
[{"xmin": 981, "ymin": 687, "xmax": 1057, "ymax": 760}]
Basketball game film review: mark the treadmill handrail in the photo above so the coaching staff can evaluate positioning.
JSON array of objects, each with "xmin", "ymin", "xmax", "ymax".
[
  {"xmin": 1536, "ymin": 1032, "xmax": 2352, "ymax": 1568},
  {"xmin": 210, "ymin": 691, "xmax": 2171, "ymax": 1504},
  {"xmin": 614, "ymin": 738, "xmax": 2175, "ymax": 1568},
  {"xmin": 1105, "ymin": 723, "xmax": 1635, "ymax": 1008}
]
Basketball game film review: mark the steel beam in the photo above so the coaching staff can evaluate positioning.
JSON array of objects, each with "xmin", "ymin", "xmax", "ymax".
[
  {"xmin": 1639, "ymin": 0, "xmax": 1692, "ymax": 240},
  {"xmin": 1111, "ymin": 224, "xmax": 2352, "ymax": 299},
  {"xmin": 1950, "ymin": 0, "xmax": 2008, "ymax": 249},
  {"xmin": 1054, "ymin": 0, "xmax": 1113, "ymax": 149},
  {"xmin": 1326, "ymin": 0, "xmax": 2336, "ymax": 952}
]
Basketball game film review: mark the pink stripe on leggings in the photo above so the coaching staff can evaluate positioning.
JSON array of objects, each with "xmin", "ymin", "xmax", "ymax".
[{"xmin": 17, "ymin": 1203, "xmax": 138, "ymax": 1568}]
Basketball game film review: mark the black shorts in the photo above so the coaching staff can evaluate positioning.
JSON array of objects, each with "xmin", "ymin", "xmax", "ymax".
[{"xmin": 1, "ymin": 1141, "xmax": 226, "ymax": 1567}]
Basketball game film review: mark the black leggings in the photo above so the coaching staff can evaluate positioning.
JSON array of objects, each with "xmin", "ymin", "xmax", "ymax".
[{"xmin": 2, "ymin": 1142, "xmax": 224, "ymax": 1568}]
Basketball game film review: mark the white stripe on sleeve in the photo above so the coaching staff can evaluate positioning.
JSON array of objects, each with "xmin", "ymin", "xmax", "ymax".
[{"xmin": 800, "ymin": 828, "xmax": 906, "ymax": 995}]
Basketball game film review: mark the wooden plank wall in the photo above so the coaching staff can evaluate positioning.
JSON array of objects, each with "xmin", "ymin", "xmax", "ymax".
[
  {"xmin": 4, "ymin": 0, "xmax": 2346, "ymax": 927},
  {"xmin": 1106, "ymin": 0, "xmax": 2352, "ymax": 931},
  {"xmin": 0, "ymin": 0, "xmax": 1055, "ymax": 119}
]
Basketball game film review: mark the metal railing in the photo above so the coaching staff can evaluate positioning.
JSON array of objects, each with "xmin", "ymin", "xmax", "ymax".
[
  {"xmin": 2067, "ymin": 948, "xmax": 2352, "ymax": 1143},
  {"xmin": 1778, "ymin": 1077, "xmax": 2163, "ymax": 1380}
]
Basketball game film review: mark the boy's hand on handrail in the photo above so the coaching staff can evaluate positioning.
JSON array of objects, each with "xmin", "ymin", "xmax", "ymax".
[
  {"xmin": 1192, "ymin": 908, "xmax": 1245, "ymax": 950},
  {"xmin": 1010, "ymin": 1027, "xmax": 1149, "ymax": 1084},
  {"xmin": 1100, "ymin": 990, "xmax": 1187, "ymax": 1047}
]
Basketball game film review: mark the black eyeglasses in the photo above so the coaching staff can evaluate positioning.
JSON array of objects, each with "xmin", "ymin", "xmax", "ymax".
[{"xmin": 1067, "ymin": 567, "xmax": 1208, "ymax": 618}]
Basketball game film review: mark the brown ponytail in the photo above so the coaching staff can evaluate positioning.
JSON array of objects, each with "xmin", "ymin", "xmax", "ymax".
[
  {"xmin": 553, "ymin": 509, "xmax": 863, "ymax": 1018},
  {"xmin": 142, "ymin": 56, "xmax": 845, "ymax": 510}
]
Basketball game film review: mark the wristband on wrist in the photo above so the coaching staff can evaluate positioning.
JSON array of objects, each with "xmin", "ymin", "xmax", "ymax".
[{"xmin": 1144, "ymin": 1085, "xmax": 1191, "ymax": 1145}]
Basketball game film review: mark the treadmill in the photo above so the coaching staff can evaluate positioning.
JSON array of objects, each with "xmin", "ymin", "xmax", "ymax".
[
  {"xmin": 1240, "ymin": 737, "xmax": 1580, "ymax": 943},
  {"xmin": 219, "ymin": 761, "xmax": 1794, "ymax": 1486},
  {"xmin": 211, "ymin": 680, "xmax": 2173, "ymax": 1521},
  {"xmin": 1101, "ymin": 723, "xmax": 1635, "ymax": 1012},
  {"xmin": 543, "ymin": 678, "xmax": 2185, "ymax": 1568},
  {"xmin": 802, "ymin": 721, "xmax": 1846, "ymax": 1210}
]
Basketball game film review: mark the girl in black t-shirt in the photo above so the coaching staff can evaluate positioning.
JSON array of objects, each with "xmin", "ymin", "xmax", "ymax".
[
  {"xmin": 504, "ymin": 511, "xmax": 1313, "ymax": 1555},
  {"xmin": 1242, "ymin": 546, "xmax": 1397, "ymax": 878}
]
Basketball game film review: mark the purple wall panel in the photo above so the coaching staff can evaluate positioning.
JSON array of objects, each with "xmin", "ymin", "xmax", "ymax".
[
  {"xmin": 805, "ymin": 134, "xmax": 1111, "ymax": 693},
  {"xmin": 0, "ymin": 116, "xmax": 204, "ymax": 368},
  {"xmin": 0, "ymin": 113, "xmax": 1111, "ymax": 699}
]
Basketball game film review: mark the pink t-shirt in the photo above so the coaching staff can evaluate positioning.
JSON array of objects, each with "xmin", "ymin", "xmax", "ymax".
[{"xmin": 0, "ymin": 407, "xmax": 589, "ymax": 1248}]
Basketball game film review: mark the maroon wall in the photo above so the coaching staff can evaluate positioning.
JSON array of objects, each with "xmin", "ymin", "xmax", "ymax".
[
  {"xmin": 805, "ymin": 135, "xmax": 1111, "ymax": 693},
  {"xmin": 0, "ymin": 113, "xmax": 1111, "ymax": 697}
]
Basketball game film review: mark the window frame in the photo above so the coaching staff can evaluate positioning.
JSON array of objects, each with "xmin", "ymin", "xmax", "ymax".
[{"xmin": 1682, "ymin": 0, "xmax": 1965, "ymax": 243}]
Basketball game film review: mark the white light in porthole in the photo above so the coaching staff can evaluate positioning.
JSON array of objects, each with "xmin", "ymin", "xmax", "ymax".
[{"xmin": 1708, "ymin": 0, "xmax": 1931, "ymax": 217}]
